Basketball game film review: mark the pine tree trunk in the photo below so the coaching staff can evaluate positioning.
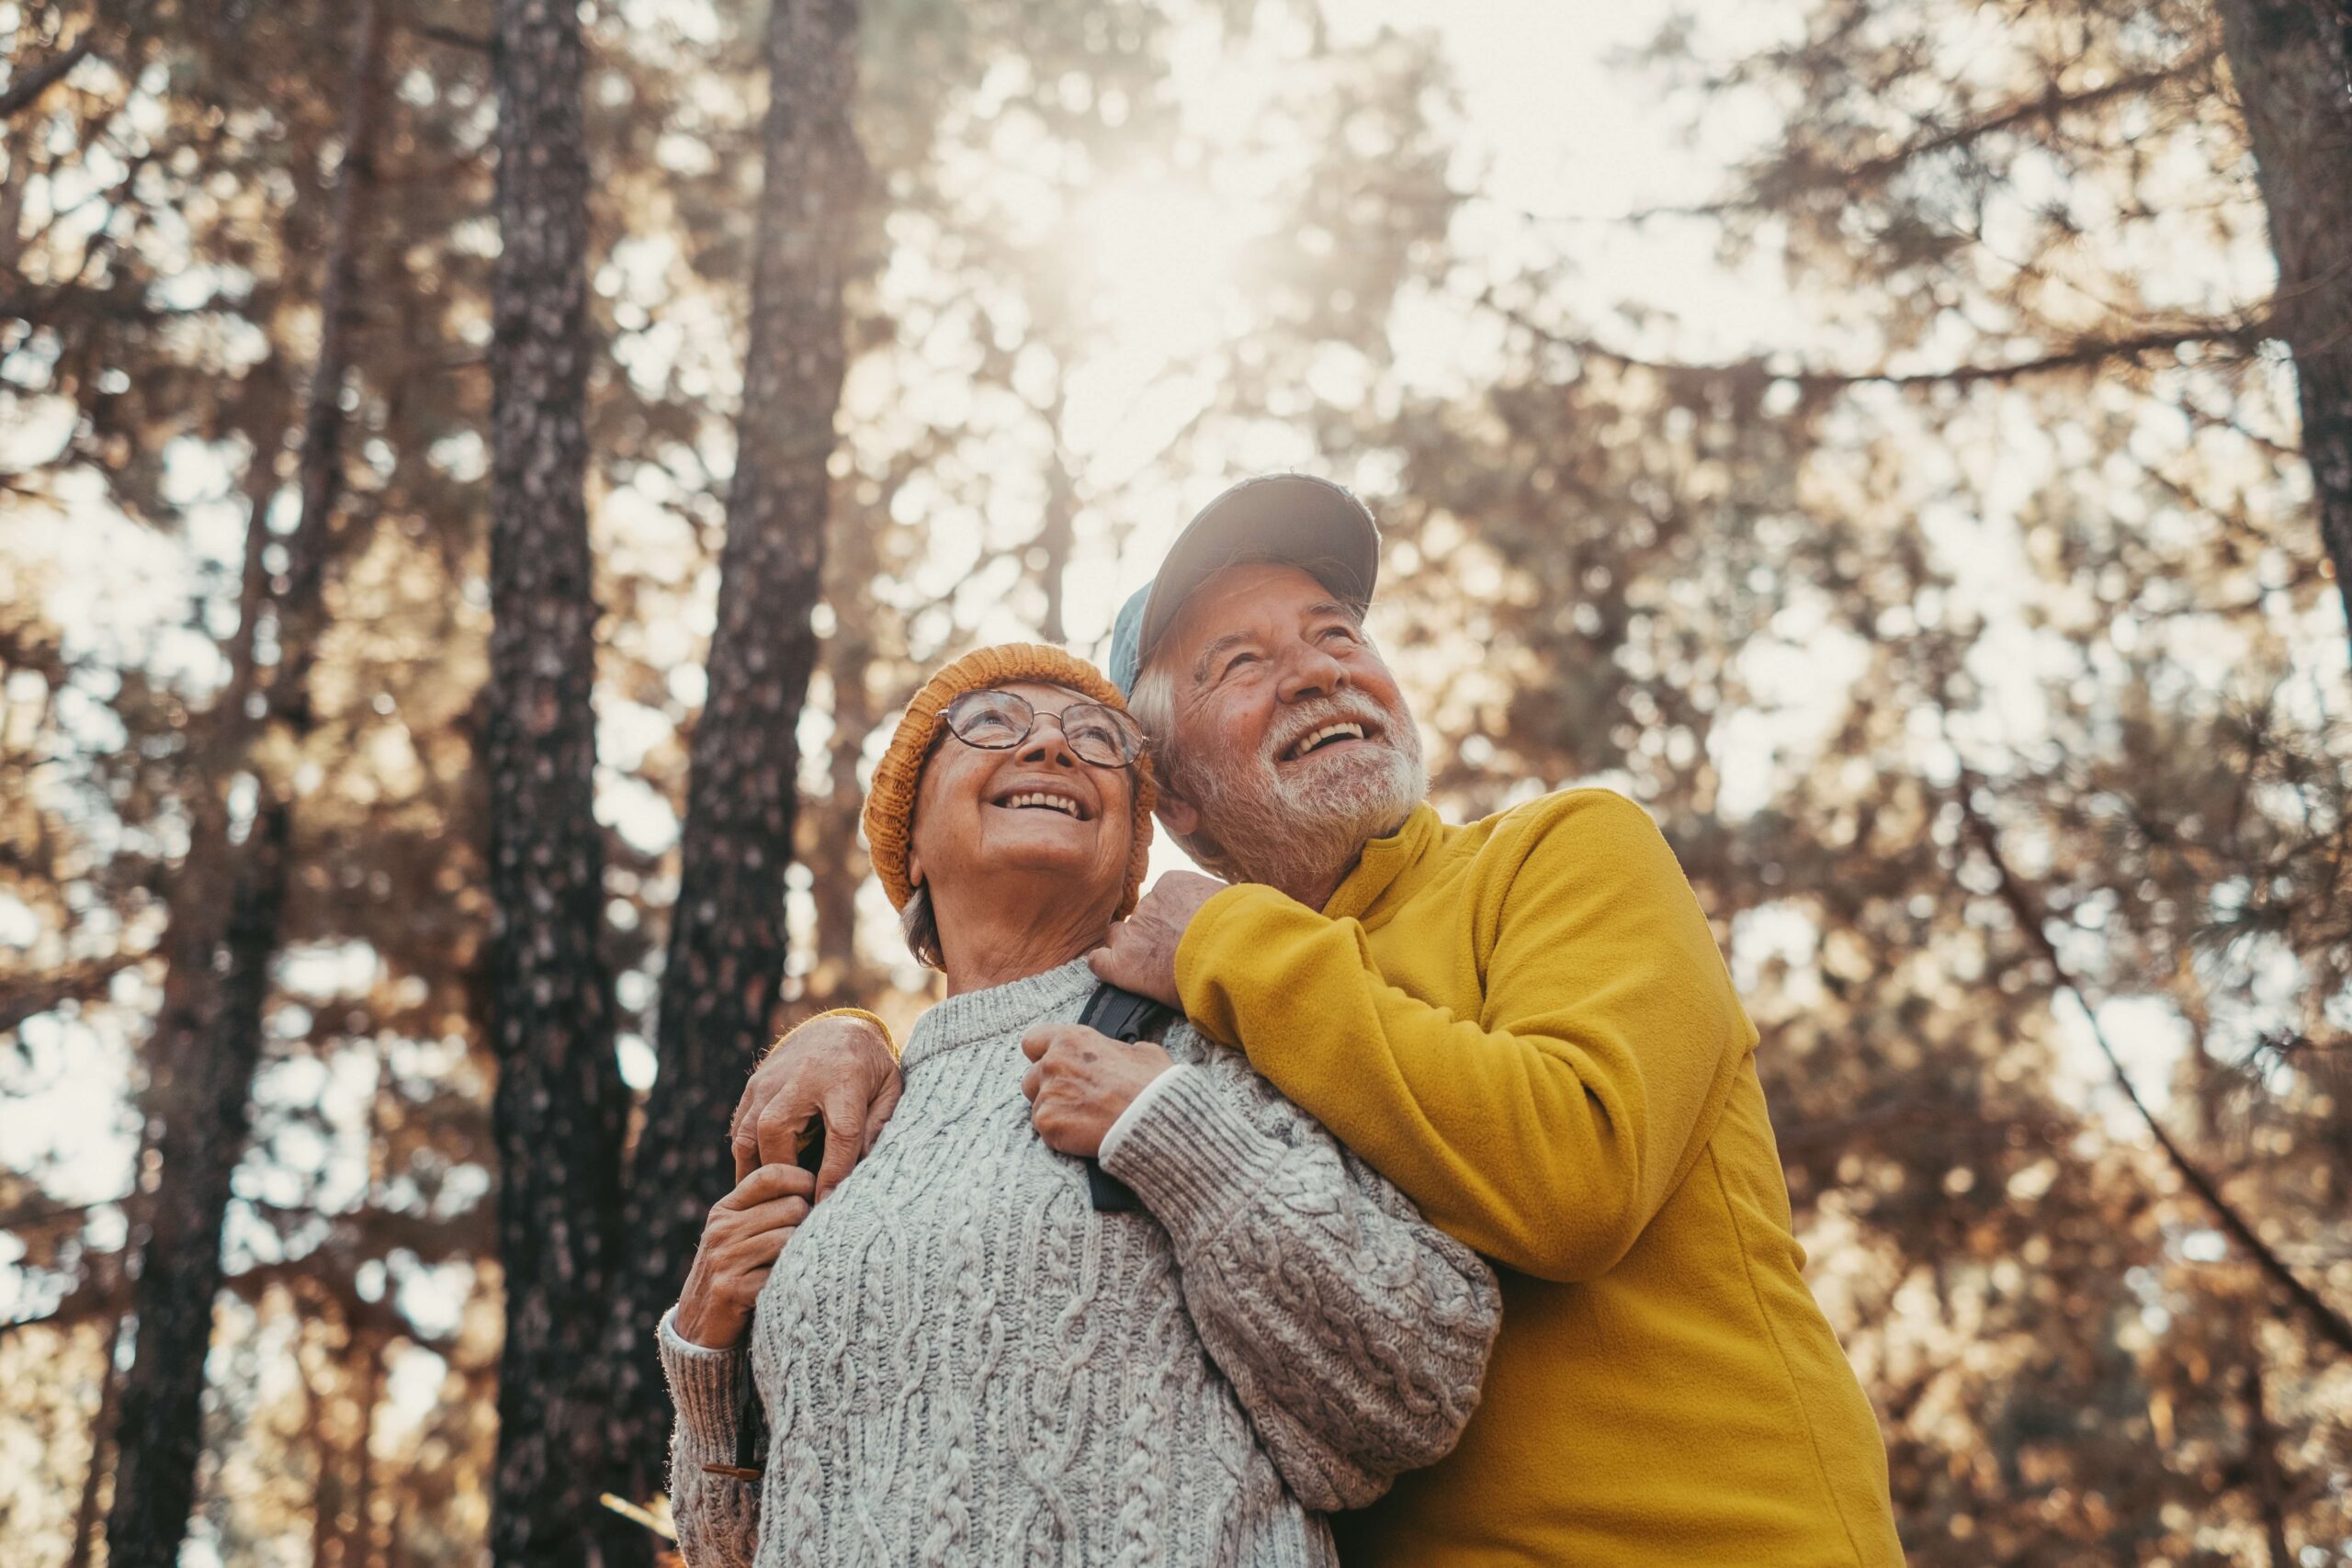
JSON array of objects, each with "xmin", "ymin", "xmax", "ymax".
[
  {"xmin": 2217, "ymin": 0, "xmax": 2352, "ymax": 656},
  {"xmin": 482, "ymin": 0, "xmax": 631, "ymax": 1562},
  {"xmin": 68, "ymin": 1311, "xmax": 128, "ymax": 1568},
  {"xmin": 808, "ymin": 558, "xmax": 877, "ymax": 1005},
  {"xmin": 1038, "ymin": 422, "xmax": 1076, "ymax": 645},
  {"xmin": 106, "ymin": 794, "xmax": 291, "ymax": 1568},
  {"xmin": 101, "ymin": 7, "xmax": 385, "ymax": 1561},
  {"xmin": 596, "ymin": 0, "xmax": 863, "ymax": 1549}
]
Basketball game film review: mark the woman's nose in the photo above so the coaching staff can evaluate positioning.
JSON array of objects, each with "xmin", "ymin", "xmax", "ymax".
[{"xmin": 1016, "ymin": 718, "xmax": 1080, "ymax": 767}]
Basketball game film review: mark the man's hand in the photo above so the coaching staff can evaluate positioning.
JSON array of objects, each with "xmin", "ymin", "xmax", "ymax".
[
  {"xmin": 673, "ymin": 1162, "xmax": 815, "ymax": 1349},
  {"xmin": 730, "ymin": 1013, "xmax": 902, "ymax": 1201},
  {"xmin": 1089, "ymin": 870, "xmax": 1227, "ymax": 1008},
  {"xmin": 1020, "ymin": 1023, "xmax": 1173, "ymax": 1158}
]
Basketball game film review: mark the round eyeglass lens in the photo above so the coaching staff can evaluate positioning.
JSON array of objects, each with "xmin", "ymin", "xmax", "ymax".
[
  {"xmin": 1059, "ymin": 703, "xmax": 1141, "ymax": 766},
  {"xmin": 944, "ymin": 690, "xmax": 1031, "ymax": 748}
]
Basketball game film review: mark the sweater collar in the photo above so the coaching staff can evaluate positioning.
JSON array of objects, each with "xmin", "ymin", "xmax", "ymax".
[
  {"xmin": 1323, "ymin": 802, "xmax": 1444, "ymax": 926},
  {"xmin": 899, "ymin": 955, "xmax": 1096, "ymax": 1070}
]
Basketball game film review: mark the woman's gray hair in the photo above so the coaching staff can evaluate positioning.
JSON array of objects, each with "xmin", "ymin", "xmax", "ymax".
[{"xmin": 899, "ymin": 881, "xmax": 944, "ymax": 969}]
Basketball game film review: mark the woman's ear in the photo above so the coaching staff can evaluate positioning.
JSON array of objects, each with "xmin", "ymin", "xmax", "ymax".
[{"xmin": 905, "ymin": 847, "xmax": 922, "ymax": 891}]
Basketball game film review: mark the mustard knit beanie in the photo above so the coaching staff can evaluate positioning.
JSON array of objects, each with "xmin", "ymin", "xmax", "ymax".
[{"xmin": 863, "ymin": 643, "xmax": 1157, "ymax": 919}]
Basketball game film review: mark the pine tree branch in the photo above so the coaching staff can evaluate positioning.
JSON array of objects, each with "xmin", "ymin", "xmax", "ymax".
[
  {"xmin": 0, "ymin": 953, "xmax": 145, "ymax": 1036},
  {"xmin": 1483, "ymin": 290, "xmax": 2257, "ymax": 393},
  {"xmin": 1953, "ymin": 773, "xmax": 2352, "ymax": 1359},
  {"xmin": 0, "ymin": 35, "xmax": 96, "ymax": 120},
  {"xmin": 1819, "ymin": 48, "xmax": 2222, "ymax": 194},
  {"xmin": 1458, "ymin": 50, "xmax": 2220, "ymax": 231},
  {"xmin": 402, "ymin": 20, "xmax": 493, "ymax": 54}
]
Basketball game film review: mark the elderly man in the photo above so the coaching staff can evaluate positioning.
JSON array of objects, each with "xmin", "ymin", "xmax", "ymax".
[{"xmin": 737, "ymin": 476, "xmax": 1904, "ymax": 1566}]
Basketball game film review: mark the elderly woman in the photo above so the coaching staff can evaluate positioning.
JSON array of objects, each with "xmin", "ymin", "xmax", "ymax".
[{"xmin": 656, "ymin": 644, "xmax": 1499, "ymax": 1566}]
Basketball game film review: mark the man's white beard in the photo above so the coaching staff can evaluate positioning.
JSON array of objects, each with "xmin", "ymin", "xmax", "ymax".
[{"xmin": 1174, "ymin": 706, "xmax": 1428, "ymax": 904}]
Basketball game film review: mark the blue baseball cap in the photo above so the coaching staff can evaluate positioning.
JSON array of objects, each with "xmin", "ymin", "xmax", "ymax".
[{"xmin": 1106, "ymin": 474, "xmax": 1380, "ymax": 696}]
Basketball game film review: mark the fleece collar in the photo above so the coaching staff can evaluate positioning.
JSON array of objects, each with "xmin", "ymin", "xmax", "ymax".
[{"xmin": 1322, "ymin": 802, "xmax": 1444, "ymax": 926}]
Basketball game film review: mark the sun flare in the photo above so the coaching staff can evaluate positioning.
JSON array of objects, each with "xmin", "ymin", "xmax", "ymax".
[{"xmin": 1067, "ymin": 177, "xmax": 1253, "ymax": 369}]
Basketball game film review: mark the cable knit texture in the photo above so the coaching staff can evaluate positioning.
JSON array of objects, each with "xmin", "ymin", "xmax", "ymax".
[{"xmin": 659, "ymin": 958, "xmax": 1500, "ymax": 1567}]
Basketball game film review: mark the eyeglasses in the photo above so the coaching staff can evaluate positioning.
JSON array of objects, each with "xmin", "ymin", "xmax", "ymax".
[{"xmin": 940, "ymin": 689, "xmax": 1145, "ymax": 769}]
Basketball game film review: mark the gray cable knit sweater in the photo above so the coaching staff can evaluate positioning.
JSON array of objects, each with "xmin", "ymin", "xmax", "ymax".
[{"xmin": 657, "ymin": 957, "xmax": 1500, "ymax": 1568}]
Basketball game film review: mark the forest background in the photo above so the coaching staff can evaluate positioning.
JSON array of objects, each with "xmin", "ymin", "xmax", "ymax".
[{"xmin": 3, "ymin": 0, "xmax": 2349, "ymax": 1563}]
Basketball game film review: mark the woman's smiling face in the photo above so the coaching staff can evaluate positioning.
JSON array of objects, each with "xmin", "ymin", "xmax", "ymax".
[{"xmin": 904, "ymin": 680, "xmax": 1138, "ymax": 915}]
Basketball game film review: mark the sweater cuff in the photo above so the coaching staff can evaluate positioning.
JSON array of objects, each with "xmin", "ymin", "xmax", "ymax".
[
  {"xmin": 658, "ymin": 1305, "xmax": 745, "ymax": 1459},
  {"xmin": 1098, "ymin": 1062, "xmax": 1286, "ymax": 1248},
  {"xmin": 765, "ymin": 1005, "xmax": 898, "ymax": 1062},
  {"xmin": 1096, "ymin": 1064, "xmax": 1192, "ymax": 1163}
]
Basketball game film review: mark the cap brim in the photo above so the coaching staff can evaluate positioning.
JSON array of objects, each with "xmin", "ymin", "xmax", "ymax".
[{"xmin": 1136, "ymin": 476, "xmax": 1379, "ymax": 668}]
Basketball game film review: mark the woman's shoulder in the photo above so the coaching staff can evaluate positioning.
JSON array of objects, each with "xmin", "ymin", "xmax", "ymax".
[{"xmin": 1158, "ymin": 1016, "xmax": 1227, "ymax": 1068}]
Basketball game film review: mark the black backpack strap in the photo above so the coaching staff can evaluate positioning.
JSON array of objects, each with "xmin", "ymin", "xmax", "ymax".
[
  {"xmin": 705, "ymin": 1112, "xmax": 830, "ymax": 1480},
  {"xmin": 1079, "ymin": 983, "xmax": 1176, "ymax": 1044},
  {"xmin": 1077, "ymin": 983, "xmax": 1177, "ymax": 1212}
]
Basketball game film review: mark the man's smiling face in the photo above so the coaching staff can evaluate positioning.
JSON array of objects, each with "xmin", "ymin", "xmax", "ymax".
[{"xmin": 1143, "ymin": 562, "xmax": 1426, "ymax": 900}]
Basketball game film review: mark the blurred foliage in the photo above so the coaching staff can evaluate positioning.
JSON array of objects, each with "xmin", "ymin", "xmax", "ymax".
[{"xmin": 3, "ymin": 0, "xmax": 2348, "ymax": 1562}]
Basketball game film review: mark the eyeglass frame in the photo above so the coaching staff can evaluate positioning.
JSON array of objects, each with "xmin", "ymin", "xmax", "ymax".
[{"xmin": 937, "ymin": 687, "xmax": 1147, "ymax": 770}]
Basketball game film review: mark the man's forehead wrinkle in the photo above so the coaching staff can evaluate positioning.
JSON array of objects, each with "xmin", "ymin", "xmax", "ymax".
[{"xmin": 1157, "ymin": 582, "xmax": 1363, "ymax": 691}]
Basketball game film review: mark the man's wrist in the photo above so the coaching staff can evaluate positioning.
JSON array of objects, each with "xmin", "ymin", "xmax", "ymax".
[{"xmin": 764, "ymin": 1005, "xmax": 899, "ymax": 1063}]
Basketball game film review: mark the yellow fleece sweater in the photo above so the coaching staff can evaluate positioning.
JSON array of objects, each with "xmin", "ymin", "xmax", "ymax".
[{"xmin": 1174, "ymin": 791, "xmax": 1904, "ymax": 1567}]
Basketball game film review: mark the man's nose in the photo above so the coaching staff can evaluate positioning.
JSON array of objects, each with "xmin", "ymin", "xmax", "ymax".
[{"xmin": 1277, "ymin": 642, "xmax": 1351, "ymax": 704}]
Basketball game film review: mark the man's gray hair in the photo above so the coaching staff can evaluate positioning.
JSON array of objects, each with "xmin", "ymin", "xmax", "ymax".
[
  {"xmin": 1125, "ymin": 659, "xmax": 1238, "ymax": 876},
  {"xmin": 1127, "ymin": 660, "xmax": 1177, "ymax": 749}
]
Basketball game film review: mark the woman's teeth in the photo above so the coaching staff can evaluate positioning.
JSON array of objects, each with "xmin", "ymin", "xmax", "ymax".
[{"xmin": 1002, "ymin": 792, "xmax": 1080, "ymax": 818}]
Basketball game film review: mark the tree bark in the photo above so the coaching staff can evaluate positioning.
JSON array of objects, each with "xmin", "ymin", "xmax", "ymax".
[
  {"xmin": 2239, "ymin": 1310, "xmax": 2297, "ymax": 1568},
  {"xmin": 595, "ymin": 0, "xmax": 862, "ymax": 1552},
  {"xmin": 1038, "ymin": 406, "xmax": 1076, "ymax": 645},
  {"xmin": 482, "ymin": 0, "xmax": 631, "ymax": 1562},
  {"xmin": 68, "ymin": 1311, "xmax": 128, "ymax": 1568},
  {"xmin": 106, "ymin": 791, "xmax": 292, "ymax": 1568},
  {"xmin": 101, "ymin": 7, "xmax": 386, "ymax": 1561},
  {"xmin": 2217, "ymin": 0, "xmax": 2352, "ymax": 657}
]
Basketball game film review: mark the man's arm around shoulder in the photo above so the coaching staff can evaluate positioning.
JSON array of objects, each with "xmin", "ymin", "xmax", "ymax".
[{"xmin": 1170, "ymin": 788, "xmax": 1756, "ymax": 1281}]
